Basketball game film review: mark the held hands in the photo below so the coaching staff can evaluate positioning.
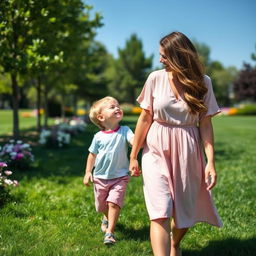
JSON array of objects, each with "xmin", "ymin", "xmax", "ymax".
[
  {"xmin": 129, "ymin": 158, "xmax": 141, "ymax": 177},
  {"xmin": 83, "ymin": 173, "xmax": 93, "ymax": 186},
  {"xmin": 205, "ymin": 163, "xmax": 217, "ymax": 190}
]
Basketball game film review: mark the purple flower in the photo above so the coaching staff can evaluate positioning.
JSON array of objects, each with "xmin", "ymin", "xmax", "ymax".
[
  {"xmin": 0, "ymin": 162, "xmax": 7, "ymax": 168},
  {"xmin": 15, "ymin": 153, "xmax": 24, "ymax": 160}
]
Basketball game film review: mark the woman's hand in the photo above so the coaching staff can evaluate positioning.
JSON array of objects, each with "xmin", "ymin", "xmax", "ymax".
[
  {"xmin": 205, "ymin": 162, "xmax": 217, "ymax": 190},
  {"xmin": 129, "ymin": 158, "xmax": 141, "ymax": 177}
]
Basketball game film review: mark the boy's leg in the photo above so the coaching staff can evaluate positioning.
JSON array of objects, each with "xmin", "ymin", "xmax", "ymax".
[
  {"xmin": 104, "ymin": 176, "xmax": 129, "ymax": 243},
  {"xmin": 106, "ymin": 202, "xmax": 120, "ymax": 234},
  {"xmin": 93, "ymin": 178, "xmax": 109, "ymax": 232},
  {"xmin": 101, "ymin": 211, "xmax": 108, "ymax": 232}
]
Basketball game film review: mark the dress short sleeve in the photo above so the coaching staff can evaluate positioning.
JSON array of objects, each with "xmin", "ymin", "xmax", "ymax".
[
  {"xmin": 137, "ymin": 73, "xmax": 154, "ymax": 114},
  {"xmin": 200, "ymin": 75, "xmax": 221, "ymax": 120}
]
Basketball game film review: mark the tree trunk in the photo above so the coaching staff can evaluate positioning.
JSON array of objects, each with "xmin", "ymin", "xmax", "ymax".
[
  {"xmin": 11, "ymin": 73, "xmax": 20, "ymax": 139},
  {"xmin": 43, "ymin": 86, "xmax": 49, "ymax": 128},
  {"xmin": 36, "ymin": 76, "xmax": 42, "ymax": 132},
  {"xmin": 61, "ymin": 94, "xmax": 65, "ymax": 119},
  {"xmin": 73, "ymin": 94, "xmax": 77, "ymax": 116}
]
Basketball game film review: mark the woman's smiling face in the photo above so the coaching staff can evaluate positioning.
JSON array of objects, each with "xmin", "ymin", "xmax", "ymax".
[{"xmin": 159, "ymin": 46, "xmax": 171, "ymax": 72}]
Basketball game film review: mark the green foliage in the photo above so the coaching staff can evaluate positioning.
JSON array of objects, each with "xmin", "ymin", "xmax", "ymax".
[
  {"xmin": 194, "ymin": 40, "xmax": 238, "ymax": 106},
  {"xmin": 237, "ymin": 104, "xmax": 256, "ymax": 115},
  {"xmin": 233, "ymin": 64, "xmax": 256, "ymax": 102},
  {"xmin": 0, "ymin": 0, "xmax": 103, "ymax": 136},
  {"xmin": 210, "ymin": 65, "xmax": 238, "ymax": 106},
  {"xmin": 108, "ymin": 34, "xmax": 153, "ymax": 104},
  {"xmin": 193, "ymin": 40, "xmax": 211, "ymax": 67}
]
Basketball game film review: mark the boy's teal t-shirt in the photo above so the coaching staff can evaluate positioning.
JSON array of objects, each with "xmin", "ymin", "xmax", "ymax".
[{"xmin": 89, "ymin": 126, "xmax": 134, "ymax": 179}]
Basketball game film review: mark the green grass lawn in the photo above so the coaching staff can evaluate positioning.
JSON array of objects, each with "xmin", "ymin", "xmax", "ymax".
[
  {"xmin": 0, "ymin": 112, "xmax": 255, "ymax": 256},
  {"xmin": 0, "ymin": 109, "xmax": 54, "ymax": 136}
]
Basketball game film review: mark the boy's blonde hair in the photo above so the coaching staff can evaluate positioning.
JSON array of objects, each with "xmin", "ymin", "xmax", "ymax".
[{"xmin": 89, "ymin": 96, "xmax": 118, "ymax": 129}]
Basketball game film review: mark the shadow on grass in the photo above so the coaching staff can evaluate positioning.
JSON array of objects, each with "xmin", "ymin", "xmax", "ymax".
[
  {"xmin": 116, "ymin": 223, "xmax": 149, "ymax": 242},
  {"xmin": 184, "ymin": 237, "xmax": 256, "ymax": 256},
  {"xmin": 2, "ymin": 125, "xmax": 98, "ymax": 181},
  {"xmin": 8, "ymin": 118, "xmax": 141, "ymax": 181},
  {"xmin": 214, "ymin": 141, "xmax": 244, "ymax": 162}
]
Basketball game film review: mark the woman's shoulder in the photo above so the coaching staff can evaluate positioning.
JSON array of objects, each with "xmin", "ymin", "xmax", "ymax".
[
  {"xmin": 203, "ymin": 75, "xmax": 213, "ymax": 88},
  {"xmin": 204, "ymin": 75, "xmax": 211, "ymax": 83},
  {"xmin": 148, "ymin": 69, "xmax": 166, "ymax": 79}
]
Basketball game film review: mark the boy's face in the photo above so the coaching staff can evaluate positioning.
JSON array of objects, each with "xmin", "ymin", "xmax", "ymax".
[{"xmin": 97, "ymin": 100, "xmax": 123, "ymax": 124}]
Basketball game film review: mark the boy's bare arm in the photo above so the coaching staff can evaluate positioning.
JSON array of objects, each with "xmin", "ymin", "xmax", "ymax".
[{"xmin": 83, "ymin": 153, "xmax": 96, "ymax": 186}]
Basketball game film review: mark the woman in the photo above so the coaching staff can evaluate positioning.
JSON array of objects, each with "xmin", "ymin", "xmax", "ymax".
[{"xmin": 129, "ymin": 32, "xmax": 222, "ymax": 256}]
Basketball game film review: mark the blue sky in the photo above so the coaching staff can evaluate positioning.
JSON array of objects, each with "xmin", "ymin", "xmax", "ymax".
[{"xmin": 87, "ymin": 0, "xmax": 256, "ymax": 69}]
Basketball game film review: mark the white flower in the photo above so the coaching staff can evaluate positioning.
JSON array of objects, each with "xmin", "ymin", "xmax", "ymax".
[
  {"xmin": 13, "ymin": 180, "xmax": 19, "ymax": 186},
  {"xmin": 10, "ymin": 152, "xmax": 17, "ymax": 159},
  {"xmin": 4, "ymin": 170, "xmax": 12, "ymax": 176},
  {"xmin": 4, "ymin": 179, "xmax": 13, "ymax": 185},
  {"xmin": 6, "ymin": 145, "xmax": 14, "ymax": 153},
  {"xmin": 21, "ymin": 143, "xmax": 30, "ymax": 149}
]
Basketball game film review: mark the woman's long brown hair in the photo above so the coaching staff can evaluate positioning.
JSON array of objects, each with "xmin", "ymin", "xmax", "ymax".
[{"xmin": 160, "ymin": 31, "xmax": 208, "ymax": 114}]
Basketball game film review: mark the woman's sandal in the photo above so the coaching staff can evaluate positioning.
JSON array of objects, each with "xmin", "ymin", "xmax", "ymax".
[
  {"xmin": 101, "ymin": 219, "xmax": 108, "ymax": 233},
  {"xmin": 104, "ymin": 232, "xmax": 116, "ymax": 245}
]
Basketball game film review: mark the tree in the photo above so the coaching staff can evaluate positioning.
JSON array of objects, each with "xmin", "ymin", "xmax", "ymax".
[
  {"xmin": 0, "ymin": 0, "xmax": 102, "ymax": 136},
  {"xmin": 233, "ymin": 64, "xmax": 256, "ymax": 102},
  {"xmin": 210, "ymin": 65, "xmax": 238, "ymax": 106},
  {"xmin": 194, "ymin": 41, "xmax": 238, "ymax": 106},
  {"xmin": 0, "ymin": 72, "xmax": 11, "ymax": 109},
  {"xmin": 193, "ymin": 40, "xmax": 211, "ymax": 68},
  {"xmin": 108, "ymin": 34, "xmax": 153, "ymax": 104},
  {"xmin": 251, "ymin": 44, "xmax": 256, "ymax": 62},
  {"xmin": 0, "ymin": 0, "xmax": 33, "ymax": 138}
]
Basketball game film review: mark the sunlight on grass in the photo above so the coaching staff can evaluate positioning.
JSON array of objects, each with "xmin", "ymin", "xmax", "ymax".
[{"xmin": 0, "ymin": 114, "xmax": 255, "ymax": 255}]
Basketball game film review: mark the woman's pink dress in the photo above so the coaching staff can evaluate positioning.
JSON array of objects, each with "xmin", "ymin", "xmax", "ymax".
[{"xmin": 137, "ymin": 69, "xmax": 222, "ymax": 228}]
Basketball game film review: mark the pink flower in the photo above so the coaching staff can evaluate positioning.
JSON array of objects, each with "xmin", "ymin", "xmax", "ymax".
[
  {"xmin": 4, "ymin": 170, "xmax": 12, "ymax": 176},
  {"xmin": 0, "ymin": 162, "xmax": 7, "ymax": 168},
  {"xmin": 15, "ymin": 153, "xmax": 24, "ymax": 160},
  {"xmin": 13, "ymin": 180, "xmax": 19, "ymax": 187}
]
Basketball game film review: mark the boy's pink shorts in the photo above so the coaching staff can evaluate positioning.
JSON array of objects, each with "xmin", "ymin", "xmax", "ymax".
[{"xmin": 93, "ymin": 175, "xmax": 130, "ymax": 212}]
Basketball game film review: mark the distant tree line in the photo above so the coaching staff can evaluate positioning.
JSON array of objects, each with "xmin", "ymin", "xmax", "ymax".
[{"xmin": 0, "ymin": 0, "xmax": 255, "ymax": 139}]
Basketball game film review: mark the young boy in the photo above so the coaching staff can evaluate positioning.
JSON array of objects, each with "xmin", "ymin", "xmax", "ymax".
[{"xmin": 83, "ymin": 96, "xmax": 134, "ymax": 245}]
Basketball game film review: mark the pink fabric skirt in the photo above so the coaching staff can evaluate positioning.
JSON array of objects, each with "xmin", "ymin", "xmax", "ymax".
[{"xmin": 141, "ymin": 121, "xmax": 222, "ymax": 228}]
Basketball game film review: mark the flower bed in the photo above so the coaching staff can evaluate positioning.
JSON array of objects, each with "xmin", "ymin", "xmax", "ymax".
[
  {"xmin": 0, "ymin": 162, "xmax": 19, "ymax": 205},
  {"xmin": 0, "ymin": 140, "xmax": 34, "ymax": 171},
  {"xmin": 39, "ymin": 128, "xmax": 71, "ymax": 148}
]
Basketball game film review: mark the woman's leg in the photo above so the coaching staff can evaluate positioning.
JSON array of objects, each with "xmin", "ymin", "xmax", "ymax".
[
  {"xmin": 170, "ymin": 219, "xmax": 189, "ymax": 256},
  {"xmin": 150, "ymin": 218, "xmax": 171, "ymax": 256}
]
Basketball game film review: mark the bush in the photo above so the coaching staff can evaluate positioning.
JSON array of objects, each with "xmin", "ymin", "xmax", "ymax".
[
  {"xmin": 237, "ymin": 104, "xmax": 256, "ymax": 115},
  {"xmin": 0, "ymin": 162, "xmax": 19, "ymax": 206},
  {"xmin": 0, "ymin": 140, "xmax": 34, "ymax": 171},
  {"xmin": 39, "ymin": 128, "xmax": 71, "ymax": 148},
  {"xmin": 120, "ymin": 103, "xmax": 141, "ymax": 115}
]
